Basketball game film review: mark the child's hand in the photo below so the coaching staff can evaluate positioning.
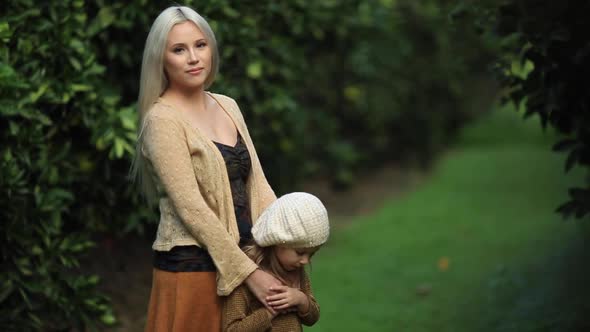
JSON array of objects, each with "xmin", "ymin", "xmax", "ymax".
[{"xmin": 266, "ymin": 285, "xmax": 308, "ymax": 311}]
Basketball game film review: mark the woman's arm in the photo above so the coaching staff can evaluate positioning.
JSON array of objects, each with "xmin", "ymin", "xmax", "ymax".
[
  {"xmin": 245, "ymin": 269, "xmax": 281, "ymax": 313},
  {"xmin": 222, "ymin": 286, "xmax": 274, "ymax": 332},
  {"xmin": 142, "ymin": 113, "xmax": 256, "ymax": 295}
]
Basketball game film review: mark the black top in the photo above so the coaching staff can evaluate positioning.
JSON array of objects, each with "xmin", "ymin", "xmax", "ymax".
[{"xmin": 153, "ymin": 134, "xmax": 253, "ymax": 272}]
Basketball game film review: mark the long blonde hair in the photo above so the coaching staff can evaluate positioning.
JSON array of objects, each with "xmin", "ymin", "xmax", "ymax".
[
  {"xmin": 243, "ymin": 244, "xmax": 304, "ymax": 287},
  {"xmin": 130, "ymin": 6, "xmax": 219, "ymax": 205}
]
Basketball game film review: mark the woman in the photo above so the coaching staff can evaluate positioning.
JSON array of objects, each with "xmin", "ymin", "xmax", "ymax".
[{"xmin": 130, "ymin": 6, "xmax": 281, "ymax": 331}]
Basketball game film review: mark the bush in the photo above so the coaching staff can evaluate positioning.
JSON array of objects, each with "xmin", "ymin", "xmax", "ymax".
[
  {"xmin": 458, "ymin": 0, "xmax": 590, "ymax": 219},
  {"xmin": 0, "ymin": 1, "xmax": 126, "ymax": 330}
]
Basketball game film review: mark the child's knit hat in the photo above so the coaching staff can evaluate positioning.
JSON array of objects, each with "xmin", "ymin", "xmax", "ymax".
[{"xmin": 252, "ymin": 192, "xmax": 329, "ymax": 248}]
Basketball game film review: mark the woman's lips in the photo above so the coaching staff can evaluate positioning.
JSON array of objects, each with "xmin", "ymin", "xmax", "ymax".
[{"xmin": 187, "ymin": 68, "xmax": 204, "ymax": 75}]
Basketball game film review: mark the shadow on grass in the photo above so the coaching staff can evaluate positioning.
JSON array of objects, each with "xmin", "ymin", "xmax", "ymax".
[{"xmin": 469, "ymin": 233, "xmax": 590, "ymax": 332}]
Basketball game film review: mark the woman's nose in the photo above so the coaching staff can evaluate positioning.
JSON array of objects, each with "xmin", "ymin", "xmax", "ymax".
[
  {"xmin": 300, "ymin": 256, "xmax": 309, "ymax": 265},
  {"xmin": 188, "ymin": 49, "xmax": 198, "ymax": 63}
]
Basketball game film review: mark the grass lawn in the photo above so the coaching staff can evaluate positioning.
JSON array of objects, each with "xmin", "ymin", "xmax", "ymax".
[{"xmin": 309, "ymin": 105, "xmax": 589, "ymax": 331}]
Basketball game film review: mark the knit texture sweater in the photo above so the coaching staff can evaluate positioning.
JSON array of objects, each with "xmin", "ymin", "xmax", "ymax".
[
  {"xmin": 141, "ymin": 92, "xmax": 276, "ymax": 295},
  {"xmin": 222, "ymin": 271, "xmax": 320, "ymax": 331}
]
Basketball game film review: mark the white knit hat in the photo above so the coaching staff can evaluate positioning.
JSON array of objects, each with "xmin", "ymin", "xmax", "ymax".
[{"xmin": 252, "ymin": 192, "xmax": 330, "ymax": 248}]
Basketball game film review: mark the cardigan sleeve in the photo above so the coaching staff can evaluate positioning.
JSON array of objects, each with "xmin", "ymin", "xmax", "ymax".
[
  {"xmin": 142, "ymin": 113, "xmax": 257, "ymax": 295},
  {"xmin": 222, "ymin": 286, "xmax": 273, "ymax": 332},
  {"xmin": 297, "ymin": 271, "xmax": 320, "ymax": 326}
]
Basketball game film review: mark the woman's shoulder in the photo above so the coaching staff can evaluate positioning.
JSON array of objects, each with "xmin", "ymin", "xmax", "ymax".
[
  {"xmin": 207, "ymin": 91, "xmax": 238, "ymax": 107},
  {"xmin": 144, "ymin": 99, "xmax": 183, "ymax": 124},
  {"xmin": 207, "ymin": 91, "xmax": 246, "ymax": 125}
]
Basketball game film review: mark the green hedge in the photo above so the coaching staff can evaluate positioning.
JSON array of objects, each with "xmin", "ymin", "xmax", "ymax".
[
  {"xmin": 1, "ymin": 1, "xmax": 122, "ymax": 330},
  {"xmin": 1, "ymin": 0, "xmax": 490, "ymax": 330}
]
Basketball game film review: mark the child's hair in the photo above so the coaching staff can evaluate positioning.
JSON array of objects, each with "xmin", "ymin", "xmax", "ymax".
[
  {"xmin": 248, "ymin": 192, "xmax": 330, "ymax": 285},
  {"xmin": 242, "ymin": 244, "xmax": 301, "ymax": 287}
]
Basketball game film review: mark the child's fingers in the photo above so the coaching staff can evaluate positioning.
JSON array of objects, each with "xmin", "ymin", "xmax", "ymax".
[
  {"xmin": 268, "ymin": 298, "xmax": 289, "ymax": 306},
  {"xmin": 266, "ymin": 293, "xmax": 287, "ymax": 301}
]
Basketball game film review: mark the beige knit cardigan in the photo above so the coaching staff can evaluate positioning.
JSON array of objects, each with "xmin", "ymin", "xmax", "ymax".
[{"xmin": 141, "ymin": 92, "xmax": 276, "ymax": 295}]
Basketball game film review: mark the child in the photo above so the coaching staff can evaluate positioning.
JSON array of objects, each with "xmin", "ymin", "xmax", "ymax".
[{"xmin": 222, "ymin": 192, "xmax": 330, "ymax": 331}]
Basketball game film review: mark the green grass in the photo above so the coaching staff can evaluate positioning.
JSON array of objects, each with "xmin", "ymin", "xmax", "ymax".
[{"xmin": 308, "ymin": 105, "xmax": 589, "ymax": 331}]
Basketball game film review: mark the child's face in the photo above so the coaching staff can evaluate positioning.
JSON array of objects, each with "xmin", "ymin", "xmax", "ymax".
[{"xmin": 275, "ymin": 246, "xmax": 320, "ymax": 271}]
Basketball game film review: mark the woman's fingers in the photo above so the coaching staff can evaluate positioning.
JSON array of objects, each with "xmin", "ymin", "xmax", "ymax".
[
  {"xmin": 269, "ymin": 285, "xmax": 288, "ymax": 292},
  {"xmin": 245, "ymin": 269, "xmax": 282, "ymax": 313}
]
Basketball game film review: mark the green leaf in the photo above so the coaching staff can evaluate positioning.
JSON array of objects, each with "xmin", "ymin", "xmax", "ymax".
[
  {"xmin": 0, "ymin": 21, "xmax": 11, "ymax": 42},
  {"xmin": 246, "ymin": 62, "xmax": 263, "ymax": 79},
  {"xmin": 69, "ymin": 56, "xmax": 82, "ymax": 71},
  {"xmin": 87, "ymin": 63, "xmax": 106, "ymax": 75},
  {"xmin": 31, "ymin": 245, "xmax": 42, "ymax": 255},
  {"xmin": 71, "ymin": 83, "xmax": 92, "ymax": 92},
  {"xmin": 222, "ymin": 7, "xmax": 240, "ymax": 18},
  {"xmin": 88, "ymin": 275, "xmax": 100, "ymax": 285},
  {"xmin": 69, "ymin": 38, "xmax": 85, "ymax": 54},
  {"xmin": 98, "ymin": 7, "xmax": 116, "ymax": 28},
  {"xmin": 114, "ymin": 138, "xmax": 124, "ymax": 158},
  {"xmin": 28, "ymin": 83, "xmax": 49, "ymax": 103},
  {"xmin": 101, "ymin": 312, "xmax": 117, "ymax": 325}
]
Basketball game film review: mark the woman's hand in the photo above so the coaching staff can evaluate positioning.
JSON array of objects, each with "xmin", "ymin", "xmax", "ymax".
[
  {"xmin": 266, "ymin": 285, "xmax": 309, "ymax": 312},
  {"xmin": 245, "ymin": 269, "xmax": 282, "ymax": 313}
]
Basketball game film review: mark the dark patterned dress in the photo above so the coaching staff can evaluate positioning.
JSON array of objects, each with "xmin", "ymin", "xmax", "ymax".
[{"xmin": 153, "ymin": 134, "xmax": 253, "ymax": 272}]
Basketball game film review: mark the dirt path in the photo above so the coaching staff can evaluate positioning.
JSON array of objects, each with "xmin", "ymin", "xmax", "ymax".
[
  {"xmin": 296, "ymin": 164, "xmax": 424, "ymax": 227},
  {"xmin": 88, "ymin": 163, "xmax": 423, "ymax": 331}
]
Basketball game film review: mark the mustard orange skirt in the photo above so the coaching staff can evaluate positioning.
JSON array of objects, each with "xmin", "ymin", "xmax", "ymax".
[{"xmin": 145, "ymin": 269, "xmax": 221, "ymax": 332}]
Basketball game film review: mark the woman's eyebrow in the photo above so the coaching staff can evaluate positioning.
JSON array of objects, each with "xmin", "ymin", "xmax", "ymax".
[
  {"xmin": 169, "ymin": 42, "xmax": 186, "ymax": 48},
  {"xmin": 169, "ymin": 38, "xmax": 206, "ymax": 48}
]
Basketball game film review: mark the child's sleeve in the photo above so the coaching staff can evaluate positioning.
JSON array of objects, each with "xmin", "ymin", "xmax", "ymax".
[
  {"xmin": 297, "ymin": 271, "xmax": 320, "ymax": 326},
  {"xmin": 222, "ymin": 286, "xmax": 273, "ymax": 332}
]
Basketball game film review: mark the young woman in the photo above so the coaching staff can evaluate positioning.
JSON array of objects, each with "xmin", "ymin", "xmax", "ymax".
[
  {"xmin": 222, "ymin": 192, "xmax": 329, "ymax": 331},
  {"xmin": 131, "ymin": 6, "xmax": 281, "ymax": 331}
]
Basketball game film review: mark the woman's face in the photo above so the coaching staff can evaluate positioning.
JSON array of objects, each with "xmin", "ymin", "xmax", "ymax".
[
  {"xmin": 164, "ymin": 21, "xmax": 211, "ymax": 91},
  {"xmin": 274, "ymin": 246, "xmax": 319, "ymax": 271}
]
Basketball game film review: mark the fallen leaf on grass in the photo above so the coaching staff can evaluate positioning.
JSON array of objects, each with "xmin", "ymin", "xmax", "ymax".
[{"xmin": 437, "ymin": 256, "xmax": 450, "ymax": 272}]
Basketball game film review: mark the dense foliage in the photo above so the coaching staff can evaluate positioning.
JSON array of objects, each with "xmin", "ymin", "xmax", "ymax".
[
  {"xmin": 457, "ymin": 0, "xmax": 590, "ymax": 219},
  {"xmin": 1, "ymin": 1, "xmax": 123, "ymax": 330},
  {"xmin": 92, "ymin": 0, "xmax": 492, "ymax": 188},
  {"xmin": 1, "ymin": 0, "xmax": 490, "ymax": 330}
]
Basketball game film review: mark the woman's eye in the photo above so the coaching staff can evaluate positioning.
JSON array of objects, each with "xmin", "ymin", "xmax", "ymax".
[
  {"xmin": 196, "ymin": 42, "xmax": 207, "ymax": 48},
  {"xmin": 173, "ymin": 48, "xmax": 184, "ymax": 53}
]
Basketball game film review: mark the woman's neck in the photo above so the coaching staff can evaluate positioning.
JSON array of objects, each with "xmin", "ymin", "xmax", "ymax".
[{"xmin": 161, "ymin": 85, "xmax": 208, "ymax": 114}]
